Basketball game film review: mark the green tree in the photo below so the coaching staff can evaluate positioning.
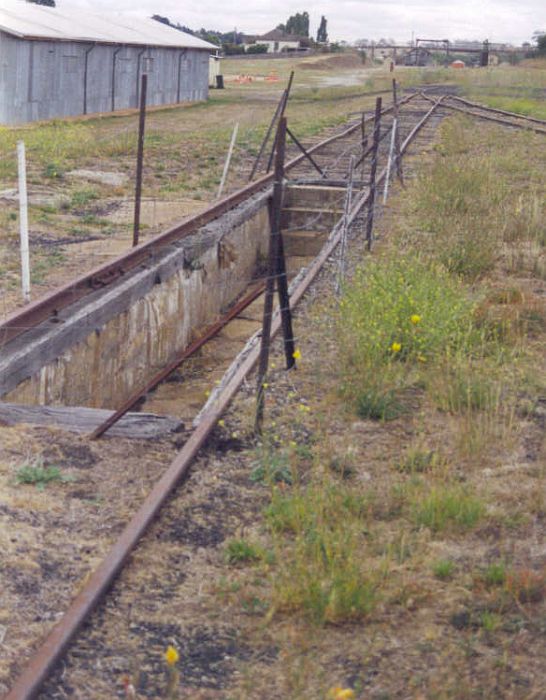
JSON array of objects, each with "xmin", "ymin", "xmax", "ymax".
[
  {"xmin": 280, "ymin": 12, "xmax": 310, "ymax": 37},
  {"xmin": 317, "ymin": 16, "xmax": 328, "ymax": 43},
  {"xmin": 536, "ymin": 33, "xmax": 546, "ymax": 55},
  {"xmin": 26, "ymin": 0, "xmax": 56, "ymax": 5}
]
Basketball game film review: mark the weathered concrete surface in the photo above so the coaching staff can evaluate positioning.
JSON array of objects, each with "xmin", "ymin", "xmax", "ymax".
[{"xmin": 1, "ymin": 190, "xmax": 271, "ymax": 408}]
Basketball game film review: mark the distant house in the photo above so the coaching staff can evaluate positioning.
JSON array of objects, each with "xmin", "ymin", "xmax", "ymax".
[
  {"xmin": 245, "ymin": 29, "xmax": 307, "ymax": 54},
  {"xmin": 0, "ymin": 0, "xmax": 217, "ymax": 125}
]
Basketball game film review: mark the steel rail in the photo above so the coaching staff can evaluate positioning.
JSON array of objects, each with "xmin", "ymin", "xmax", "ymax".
[
  {"xmin": 0, "ymin": 93, "xmax": 419, "ymax": 349},
  {"xmin": 3, "ymin": 93, "xmax": 436, "ymax": 700},
  {"xmin": 420, "ymin": 93, "xmax": 546, "ymax": 135},
  {"xmin": 446, "ymin": 94, "xmax": 546, "ymax": 126}
]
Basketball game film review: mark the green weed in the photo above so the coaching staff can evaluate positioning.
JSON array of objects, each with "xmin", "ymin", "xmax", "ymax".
[
  {"xmin": 225, "ymin": 539, "xmax": 263, "ymax": 565},
  {"xmin": 265, "ymin": 477, "xmax": 378, "ymax": 624},
  {"xmin": 15, "ymin": 462, "xmax": 75, "ymax": 490},
  {"xmin": 484, "ymin": 562, "xmax": 507, "ymax": 587},
  {"xmin": 433, "ymin": 559, "xmax": 456, "ymax": 580},
  {"xmin": 410, "ymin": 483, "xmax": 485, "ymax": 533}
]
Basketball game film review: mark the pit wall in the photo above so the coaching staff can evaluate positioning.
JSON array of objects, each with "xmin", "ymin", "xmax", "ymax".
[{"xmin": 3, "ymin": 192, "xmax": 270, "ymax": 408}]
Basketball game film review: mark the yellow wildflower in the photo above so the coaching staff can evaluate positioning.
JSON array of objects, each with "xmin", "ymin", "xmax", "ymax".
[
  {"xmin": 328, "ymin": 688, "xmax": 355, "ymax": 700},
  {"xmin": 410, "ymin": 314, "xmax": 422, "ymax": 325},
  {"xmin": 391, "ymin": 342, "xmax": 402, "ymax": 353},
  {"xmin": 337, "ymin": 691, "xmax": 355, "ymax": 700},
  {"xmin": 218, "ymin": 419, "xmax": 225, "ymax": 427},
  {"xmin": 262, "ymin": 382, "xmax": 269, "ymax": 389},
  {"xmin": 164, "ymin": 645, "xmax": 179, "ymax": 666},
  {"xmin": 418, "ymin": 354, "xmax": 427, "ymax": 363},
  {"xmin": 292, "ymin": 348, "xmax": 302, "ymax": 360}
]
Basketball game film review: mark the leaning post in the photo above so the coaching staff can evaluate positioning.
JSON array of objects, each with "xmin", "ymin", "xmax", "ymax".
[
  {"xmin": 392, "ymin": 79, "xmax": 404, "ymax": 184},
  {"xmin": 255, "ymin": 116, "xmax": 291, "ymax": 434}
]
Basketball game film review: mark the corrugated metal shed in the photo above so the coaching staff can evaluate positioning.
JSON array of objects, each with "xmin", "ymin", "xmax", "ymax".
[
  {"xmin": 0, "ymin": 0, "xmax": 216, "ymax": 50},
  {"xmin": 0, "ymin": 1, "xmax": 217, "ymax": 124}
]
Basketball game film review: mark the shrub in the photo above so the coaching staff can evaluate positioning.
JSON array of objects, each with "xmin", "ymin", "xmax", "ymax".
[{"xmin": 338, "ymin": 255, "xmax": 482, "ymax": 415}]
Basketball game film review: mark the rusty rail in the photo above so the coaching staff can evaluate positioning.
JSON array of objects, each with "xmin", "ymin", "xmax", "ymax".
[
  {"xmin": 420, "ymin": 93, "xmax": 546, "ymax": 135},
  {"xmin": 446, "ymin": 94, "xmax": 546, "ymax": 126},
  {"xmin": 3, "ymin": 93, "xmax": 441, "ymax": 700},
  {"xmin": 0, "ymin": 93, "xmax": 418, "ymax": 349}
]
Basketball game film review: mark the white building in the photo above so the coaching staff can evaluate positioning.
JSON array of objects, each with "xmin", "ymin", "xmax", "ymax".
[{"xmin": 245, "ymin": 29, "xmax": 307, "ymax": 54}]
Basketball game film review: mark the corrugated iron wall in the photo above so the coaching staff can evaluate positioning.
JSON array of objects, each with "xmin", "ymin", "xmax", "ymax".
[{"xmin": 0, "ymin": 32, "xmax": 210, "ymax": 124}]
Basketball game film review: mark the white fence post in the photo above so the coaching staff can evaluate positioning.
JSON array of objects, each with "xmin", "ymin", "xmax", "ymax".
[
  {"xmin": 382, "ymin": 118, "xmax": 397, "ymax": 205},
  {"xmin": 17, "ymin": 141, "xmax": 31, "ymax": 303},
  {"xmin": 217, "ymin": 122, "xmax": 239, "ymax": 200}
]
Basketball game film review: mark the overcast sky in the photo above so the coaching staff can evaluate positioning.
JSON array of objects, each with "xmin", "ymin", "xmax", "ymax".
[{"xmin": 59, "ymin": 0, "xmax": 544, "ymax": 45}]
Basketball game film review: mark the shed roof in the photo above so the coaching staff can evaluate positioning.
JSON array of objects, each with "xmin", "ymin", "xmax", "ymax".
[
  {"xmin": 0, "ymin": 0, "xmax": 216, "ymax": 50},
  {"xmin": 258, "ymin": 29, "xmax": 306, "ymax": 42}
]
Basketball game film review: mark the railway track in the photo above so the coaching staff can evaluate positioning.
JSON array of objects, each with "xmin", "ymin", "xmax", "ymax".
[
  {"xmin": 1, "ymin": 90, "xmax": 488, "ymax": 699},
  {"xmin": 420, "ymin": 91, "xmax": 546, "ymax": 134}
]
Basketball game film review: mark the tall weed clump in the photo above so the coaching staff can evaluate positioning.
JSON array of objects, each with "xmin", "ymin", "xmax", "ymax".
[
  {"xmin": 338, "ymin": 255, "xmax": 480, "ymax": 418},
  {"xmin": 408, "ymin": 118, "xmax": 545, "ymax": 280},
  {"xmin": 411, "ymin": 120, "xmax": 506, "ymax": 280},
  {"xmin": 265, "ymin": 476, "xmax": 380, "ymax": 623}
]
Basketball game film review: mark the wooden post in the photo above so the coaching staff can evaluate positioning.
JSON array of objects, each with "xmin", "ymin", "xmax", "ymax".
[
  {"xmin": 365, "ymin": 97, "xmax": 382, "ymax": 251},
  {"xmin": 132, "ymin": 73, "xmax": 147, "ymax": 248},
  {"xmin": 255, "ymin": 116, "xmax": 291, "ymax": 433},
  {"xmin": 286, "ymin": 127, "xmax": 324, "ymax": 177},
  {"xmin": 217, "ymin": 122, "xmax": 239, "ymax": 199},
  {"xmin": 392, "ymin": 79, "xmax": 404, "ymax": 185},
  {"xmin": 336, "ymin": 155, "xmax": 355, "ymax": 295},
  {"xmin": 360, "ymin": 111, "xmax": 368, "ymax": 183},
  {"xmin": 17, "ymin": 141, "xmax": 30, "ymax": 303},
  {"xmin": 249, "ymin": 71, "xmax": 294, "ymax": 181},
  {"xmin": 266, "ymin": 72, "xmax": 294, "ymax": 173}
]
